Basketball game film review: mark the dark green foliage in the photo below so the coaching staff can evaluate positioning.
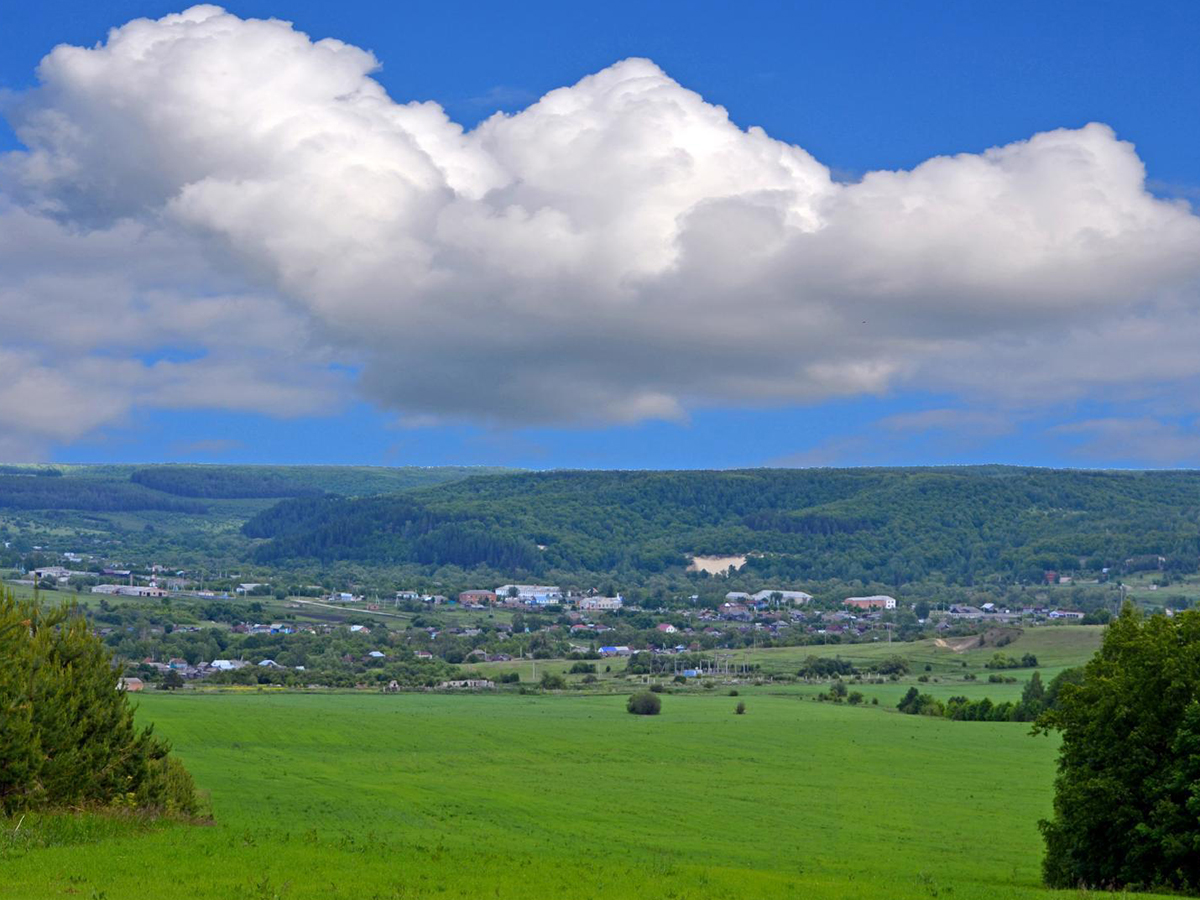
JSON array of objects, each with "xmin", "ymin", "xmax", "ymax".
[
  {"xmin": 131, "ymin": 466, "xmax": 323, "ymax": 499},
  {"xmin": 568, "ymin": 662, "xmax": 596, "ymax": 674},
  {"xmin": 244, "ymin": 495, "xmax": 541, "ymax": 569},
  {"xmin": 1035, "ymin": 605, "xmax": 1200, "ymax": 893},
  {"xmin": 897, "ymin": 687, "xmax": 944, "ymax": 717},
  {"xmin": 847, "ymin": 691, "xmax": 864, "ymax": 705},
  {"xmin": 0, "ymin": 591, "xmax": 198, "ymax": 816},
  {"xmin": 627, "ymin": 691, "xmax": 661, "ymax": 715},
  {"xmin": 875, "ymin": 656, "xmax": 910, "ymax": 676},
  {"xmin": 239, "ymin": 466, "xmax": 1200, "ymax": 584},
  {"xmin": 985, "ymin": 652, "xmax": 1038, "ymax": 669},
  {"xmin": 539, "ymin": 672, "xmax": 567, "ymax": 690},
  {"xmin": 798, "ymin": 656, "xmax": 858, "ymax": 678},
  {"xmin": 735, "ymin": 701, "xmax": 746, "ymax": 715},
  {"xmin": 0, "ymin": 475, "xmax": 206, "ymax": 513}
]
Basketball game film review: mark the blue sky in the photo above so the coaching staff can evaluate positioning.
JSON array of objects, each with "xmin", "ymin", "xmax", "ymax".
[{"xmin": 2, "ymin": 1, "xmax": 1199, "ymax": 468}]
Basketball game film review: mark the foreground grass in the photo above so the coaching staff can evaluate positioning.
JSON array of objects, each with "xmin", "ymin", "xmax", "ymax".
[{"xmin": 0, "ymin": 690, "xmax": 1170, "ymax": 900}]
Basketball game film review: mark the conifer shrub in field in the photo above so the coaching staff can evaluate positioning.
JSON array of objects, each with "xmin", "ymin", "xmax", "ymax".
[
  {"xmin": 0, "ymin": 590, "xmax": 199, "ymax": 816},
  {"xmin": 735, "ymin": 701, "xmax": 746, "ymax": 715},
  {"xmin": 1035, "ymin": 605, "xmax": 1200, "ymax": 893},
  {"xmin": 626, "ymin": 691, "xmax": 661, "ymax": 715}
]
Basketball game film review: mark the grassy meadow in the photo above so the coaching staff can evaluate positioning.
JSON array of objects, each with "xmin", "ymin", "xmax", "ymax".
[{"xmin": 1, "ymin": 674, "xmax": 1177, "ymax": 900}]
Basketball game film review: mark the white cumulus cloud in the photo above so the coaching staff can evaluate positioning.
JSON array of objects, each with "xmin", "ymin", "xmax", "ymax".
[{"xmin": 2, "ymin": 5, "xmax": 1200, "ymax": 455}]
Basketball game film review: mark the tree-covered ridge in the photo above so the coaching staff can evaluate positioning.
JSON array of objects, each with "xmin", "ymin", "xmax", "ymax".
[
  {"xmin": 244, "ymin": 495, "xmax": 542, "ymax": 569},
  {"xmin": 131, "ymin": 466, "xmax": 326, "ymax": 499},
  {"xmin": 0, "ymin": 475, "xmax": 208, "ymax": 513},
  {"xmin": 243, "ymin": 467, "xmax": 1200, "ymax": 583}
]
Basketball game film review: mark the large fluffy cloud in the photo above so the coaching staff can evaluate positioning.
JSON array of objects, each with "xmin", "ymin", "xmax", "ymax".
[{"xmin": 3, "ymin": 5, "xmax": 1200, "ymax": 452}]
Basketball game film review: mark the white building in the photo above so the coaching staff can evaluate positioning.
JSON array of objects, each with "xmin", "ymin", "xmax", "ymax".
[
  {"xmin": 91, "ymin": 584, "xmax": 168, "ymax": 598},
  {"xmin": 725, "ymin": 589, "xmax": 813, "ymax": 605},
  {"xmin": 579, "ymin": 595, "xmax": 624, "ymax": 611},
  {"xmin": 494, "ymin": 584, "xmax": 562, "ymax": 605}
]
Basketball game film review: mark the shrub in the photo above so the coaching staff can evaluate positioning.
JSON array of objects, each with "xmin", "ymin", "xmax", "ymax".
[
  {"xmin": 830, "ymin": 680, "xmax": 848, "ymax": 699},
  {"xmin": 626, "ymin": 691, "xmax": 661, "ymax": 715},
  {"xmin": 581, "ymin": 674, "xmax": 598, "ymax": 684},
  {"xmin": 735, "ymin": 701, "xmax": 746, "ymax": 715},
  {"xmin": 847, "ymin": 691, "xmax": 864, "ymax": 705},
  {"xmin": 539, "ymin": 672, "xmax": 567, "ymax": 690},
  {"xmin": 729, "ymin": 689, "xmax": 739, "ymax": 696},
  {"xmin": 673, "ymin": 675, "xmax": 686, "ymax": 684},
  {"xmin": 917, "ymin": 674, "xmax": 929, "ymax": 683},
  {"xmin": 569, "ymin": 662, "xmax": 596, "ymax": 675},
  {"xmin": 648, "ymin": 683, "xmax": 665, "ymax": 693},
  {"xmin": 871, "ymin": 697, "xmax": 879, "ymax": 705}
]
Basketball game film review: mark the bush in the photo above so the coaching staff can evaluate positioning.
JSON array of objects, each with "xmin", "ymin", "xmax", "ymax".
[
  {"xmin": 498, "ymin": 671, "xmax": 521, "ymax": 684},
  {"xmin": 539, "ymin": 672, "xmax": 567, "ymax": 690},
  {"xmin": 847, "ymin": 691, "xmax": 864, "ymax": 705},
  {"xmin": 735, "ymin": 701, "xmax": 746, "ymax": 715},
  {"xmin": 626, "ymin": 691, "xmax": 661, "ymax": 716},
  {"xmin": 568, "ymin": 662, "xmax": 596, "ymax": 675},
  {"xmin": 673, "ymin": 674, "xmax": 686, "ymax": 684},
  {"xmin": 581, "ymin": 674, "xmax": 598, "ymax": 684},
  {"xmin": 728, "ymin": 689, "xmax": 739, "ymax": 696},
  {"xmin": 648, "ymin": 683, "xmax": 665, "ymax": 693}
]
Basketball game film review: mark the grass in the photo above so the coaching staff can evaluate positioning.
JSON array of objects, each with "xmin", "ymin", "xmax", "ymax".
[{"xmin": 0, "ymin": 685, "xmax": 1175, "ymax": 900}]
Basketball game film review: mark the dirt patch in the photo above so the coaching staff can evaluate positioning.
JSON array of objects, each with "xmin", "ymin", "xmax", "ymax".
[
  {"xmin": 934, "ymin": 627, "xmax": 1023, "ymax": 653},
  {"xmin": 687, "ymin": 555, "xmax": 747, "ymax": 575}
]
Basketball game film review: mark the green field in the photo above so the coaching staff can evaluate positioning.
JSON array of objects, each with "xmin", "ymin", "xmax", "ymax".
[{"xmin": 0, "ymin": 682, "xmax": 1175, "ymax": 900}]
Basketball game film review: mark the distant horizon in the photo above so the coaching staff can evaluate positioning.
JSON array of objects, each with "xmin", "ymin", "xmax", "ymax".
[{"xmin": 18, "ymin": 460, "xmax": 1200, "ymax": 474}]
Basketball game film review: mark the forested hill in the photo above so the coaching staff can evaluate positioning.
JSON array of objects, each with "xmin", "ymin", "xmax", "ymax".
[{"xmin": 243, "ymin": 467, "xmax": 1200, "ymax": 585}]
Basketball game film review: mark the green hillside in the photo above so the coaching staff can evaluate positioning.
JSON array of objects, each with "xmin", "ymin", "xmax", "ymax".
[{"xmin": 244, "ymin": 467, "xmax": 1200, "ymax": 585}]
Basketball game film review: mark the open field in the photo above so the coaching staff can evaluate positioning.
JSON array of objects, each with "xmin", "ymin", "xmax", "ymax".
[
  {"xmin": 728, "ymin": 625, "xmax": 1104, "ymax": 678},
  {"xmin": 2, "ymin": 686, "xmax": 1174, "ymax": 900}
]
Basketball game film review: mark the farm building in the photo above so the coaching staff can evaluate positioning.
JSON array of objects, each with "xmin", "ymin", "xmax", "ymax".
[
  {"xmin": 725, "ymin": 589, "xmax": 813, "ymax": 605},
  {"xmin": 578, "ymin": 595, "xmax": 623, "ymax": 611},
  {"xmin": 843, "ymin": 595, "xmax": 897, "ymax": 610},
  {"xmin": 117, "ymin": 677, "xmax": 144, "ymax": 691},
  {"xmin": 494, "ymin": 584, "xmax": 562, "ymax": 605},
  {"xmin": 458, "ymin": 590, "xmax": 498, "ymax": 605}
]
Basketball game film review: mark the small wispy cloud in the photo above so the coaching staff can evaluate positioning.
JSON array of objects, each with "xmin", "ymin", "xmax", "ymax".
[{"xmin": 1052, "ymin": 417, "xmax": 1200, "ymax": 466}]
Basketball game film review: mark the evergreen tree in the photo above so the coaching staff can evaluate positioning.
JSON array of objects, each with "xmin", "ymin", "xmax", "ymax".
[{"xmin": 0, "ymin": 589, "xmax": 199, "ymax": 815}]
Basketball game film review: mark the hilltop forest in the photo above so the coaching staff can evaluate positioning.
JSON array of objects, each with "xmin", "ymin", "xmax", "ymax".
[
  {"xmin": 2, "ymin": 465, "xmax": 1199, "ymax": 591},
  {"xmin": 242, "ymin": 467, "xmax": 1200, "ymax": 587}
]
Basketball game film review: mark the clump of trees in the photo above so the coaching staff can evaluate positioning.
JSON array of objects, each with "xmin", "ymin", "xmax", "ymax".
[
  {"xmin": 627, "ymin": 691, "xmax": 662, "ymax": 715},
  {"xmin": 0, "ymin": 591, "xmax": 199, "ymax": 816},
  {"xmin": 898, "ymin": 672, "xmax": 1055, "ymax": 723},
  {"xmin": 1035, "ymin": 605, "xmax": 1200, "ymax": 893},
  {"xmin": 984, "ymin": 652, "xmax": 1038, "ymax": 669}
]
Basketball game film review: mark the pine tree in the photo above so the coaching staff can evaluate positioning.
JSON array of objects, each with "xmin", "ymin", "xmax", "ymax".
[{"xmin": 0, "ymin": 589, "xmax": 198, "ymax": 815}]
